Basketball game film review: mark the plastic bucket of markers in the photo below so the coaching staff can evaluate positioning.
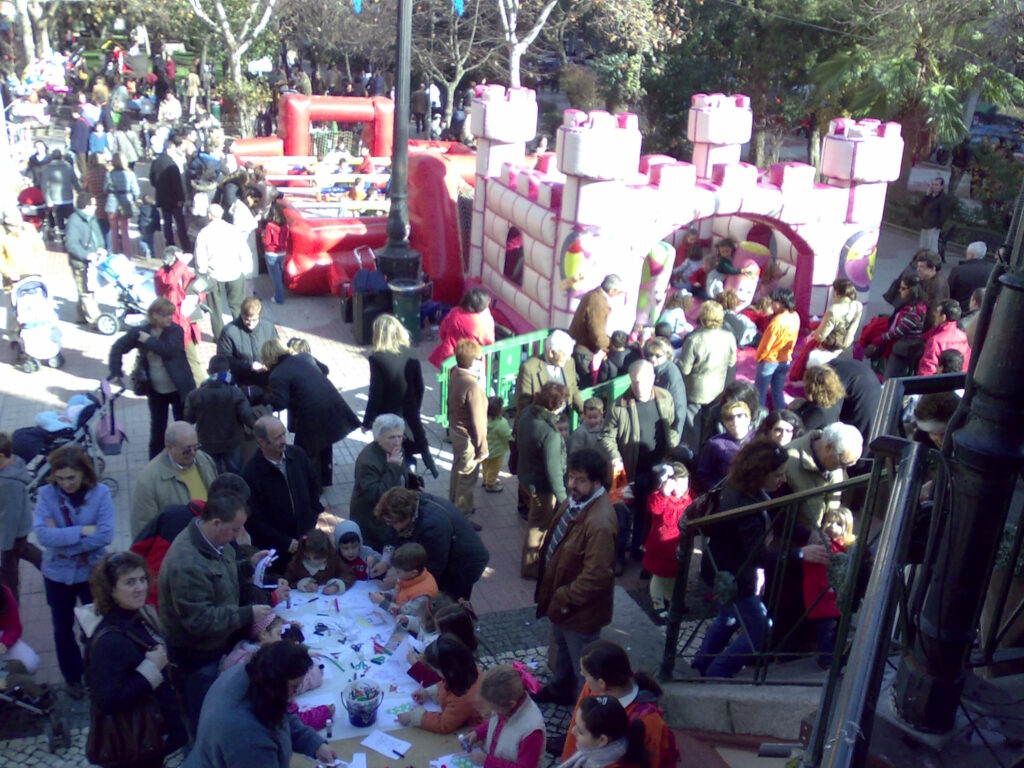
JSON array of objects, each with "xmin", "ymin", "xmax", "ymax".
[{"xmin": 342, "ymin": 680, "xmax": 383, "ymax": 727}]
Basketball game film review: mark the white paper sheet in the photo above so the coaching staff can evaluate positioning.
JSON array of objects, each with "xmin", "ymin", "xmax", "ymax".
[{"xmin": 359, "ymin": 729, "xmax": 412, "ymax": 759}]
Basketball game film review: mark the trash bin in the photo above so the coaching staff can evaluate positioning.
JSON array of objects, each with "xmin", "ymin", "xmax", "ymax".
[{"xmin": 389, "ymin": 278, "xmax": 424, "ymax": 343}]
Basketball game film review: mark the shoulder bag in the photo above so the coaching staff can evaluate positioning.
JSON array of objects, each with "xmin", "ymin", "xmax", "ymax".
[{"xmin": 85, "ymin": 626, "xmax": 166, "ymax": 768}]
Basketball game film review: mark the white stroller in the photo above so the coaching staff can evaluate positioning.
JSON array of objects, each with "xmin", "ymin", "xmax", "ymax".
[
  {"xmin": 90, "ymin": 253, "xmax": 158, "ymax": 335},
  {"xmin": 9, "ymin": 275, "xmax": 63, "ymax": 372}
]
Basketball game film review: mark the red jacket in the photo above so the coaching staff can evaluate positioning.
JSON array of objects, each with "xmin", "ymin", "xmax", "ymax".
[
  {"xmin": 0, "ymin": 584, "xmax": 23, "ymax": 648},
  {"xmin": 642, "ymin": 489, "xmax": 693, "ymax": 577},
  {"xmin": 428, "ymin": 306, "xmax": 495, "ymax": 368},
  {"xmin": 802, "ymin": 538, "xmax": 847, "ymax": 619},
  {"xmin": 262, "ymin": 221, "xmax": 287, "ymax": 252},
  {"xmin": 154, "ymin": 259, "xmax": 200, "ymax": 345},
  {"xmin": 917, "ymin": 320, "xmax": 971, "ymax": 376}
]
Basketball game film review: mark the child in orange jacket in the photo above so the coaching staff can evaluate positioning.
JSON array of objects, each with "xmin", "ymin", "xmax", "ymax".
[
  {"xmin": 755, "ymin": 287, "xmax": 801, "ymax": 411},
  {"xmin": 370, "ymin": 542, "xmax": 438, "ymax": 622},
  {"xmin": 398, "ymin": 633, "xmax": 483, "ymax": 733}
]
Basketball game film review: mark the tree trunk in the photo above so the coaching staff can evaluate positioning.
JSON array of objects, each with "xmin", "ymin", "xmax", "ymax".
[
  {"xmin": 962, "ymin": 81, "xmax": 982, "ymax": 134},
  {"xmin": 810, "ymin": 124, "xmax": 822, "ymax": 177},
  {"xmin": 229, "ymin": 50, "xmax": 243, "ymax": 87},
  {"xmin": 15, "ymin": 0, "xmax": 35, "ymax": 67},
  {"xmin": 891, "ymin": 107, "xmax": 926, "ymax": 203},
  {"xmin": 751, "ymin": 127, "xmax": 766, "ymax": 168},
  {"xmin": 508, "ymin": 45, "xmax": 522, "ymax": 88},
  {"xmin": 343, "ymin": 53, "xmax": 352, "ymax": 83}
]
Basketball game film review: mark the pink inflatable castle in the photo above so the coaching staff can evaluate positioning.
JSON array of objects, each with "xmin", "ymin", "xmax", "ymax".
[{"xmin": 466, "ymin": 86, "xmax": 904, "ymax": 332}]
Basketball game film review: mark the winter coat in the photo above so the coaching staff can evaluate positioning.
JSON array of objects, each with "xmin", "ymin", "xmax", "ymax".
[
  {"xmin": 184, "ymin": 377, "xmax": 256, "ymax": 454},
  {"xmin": 827, "ymin": 359, "xmax": 880, "ymax": 441},
  {"xmin": 784, "ymin": 431, "xmax": 846, "ymax": 530},
  {"xmin": 790, "ymin": 399, "xmax": 842, "ymax": 433},
  {"xmin": 182, "ymin": 661, "xmax": 326, "ymax": 768},
  {"xmin": 428, "ymin": 307, "xmax": 495, "ymax": 368},
  {"xmin": 85, "ymin": 606, "xmax": 185, "ymax": 755},
  {"xmin": 332, "ymin": 520, "xmax": 382, "ymax": 587},
  {"xmin": 642, "ymin": 489, "xmax": 694, "ymax": 577},
  {"xmin": 597, "ymin": 346, "xmax": 642, "ymax": 384},
  {"xmin": 677, "ymin": 327, "xmax": 737, "ymax": 405},
  {"xmin": 948, "ymin": 258, "xmax": 993, "ymax": 313},
  {"xmin": 363, "ymin": 349, "xmax": 435, "ymax": 471},
  {"xmin": 600, "ymin": 388, "xmax": 678, "ymax": 481},
  {"xmin": 216, "ymin": 316, "xmax": 279, "ymax": 387},
  {"xmin": 383, "ymin": 493, "xmax": 489, "ymax": 599},
  {"xmin": 42, "ymin": 158, "xmax": 78, "ymax": 207},
  {"xmin": 154, "ymin": 259, "xmax": 200, "ymax": 344},
  {"xmin": 513, "ymin": 355, "xmax": 585, "ymax": 428},
  {"xmin": 653, "ymin": 359, "xmax": 687, "ymax": 436},
  {"xmin": 241, "ymin": 446, "xmax": 323, "ymax": 556},
  {"xmin": 695, "ymin": 432, "xmax": 746, "ymax": 493},
  {"xmin": 535, "ymin": 491, "xmax": 617, "ymax": 633},
  {"xmin": 131, "ymin": 501, "xmax": 203, "ymax": 608},
  {"xmin": 802, "ymin": 538, "xmax": 847, "ymax": 620},
  {"xmin": 283, "ymin": 541, "xmax": 346, "ymax": 592},
  {"xmin": 412, "ymin": 673, "xmax": 483, "ymax": 734},
  {"xmin": 70, "ymin": 118, "xmax": 91, "ymax": 154},
  {"xmin": 917, "ymin": 320, "xmax": 972, "ymax": 376},
  {"xmin": 814, "ymin": 298, "xmax": 863, "ymax": 351},
  {"xmin": 0, "ymin": 457, "xmax": 32, "ymax": 550},
  {"xmin": 703, "ymin": 483, "xmax": 770, "ymax": 598},
  {"xmin": 104, "ymin": 168, "xmax": 141, "ymax": 215},
  {"xmin": 109, "ymin": 322, "xmax": 197, "ymax": 402},
  {"xmin": 64, "ymin": 210, "xmax": 103, "ymax": 264},
  {"xmin": 149, "ymin": 152, "xmax": 186, "ymax": 208},
  {"xmin": 755, "ymin": 310, "xmax": 800, "ymax": 364},
  {"xmin": 516, "ymin": 405, "xmax": 567, "ymax": 504},
  {"xmin": 129, "ymin": 449, "xmax": 218, "ymax": 539},
  {"xmin": 264, "ymin": 352, "xmax": 359, "ymax": 447},
  {"xmin": 568, "ymin": 288, "xmax": 612, "ymax": 354},
  {"xmin": 158, "ymin": 520, "xmax": 253, "ymax": 656},
  {"xmin": 448, "ymin": 366, "xmax": 488, "ymax": 457},
  {"xmin": 562, "ymin": 683, "xmax": 679, "ymax": 768},
  {"xmin": 32, "ymin": 483, "xmax": 114, "ymax": 584},
  {"xmin": 349, "ymin": 441, "xmax": 406, "ymax": 552}
]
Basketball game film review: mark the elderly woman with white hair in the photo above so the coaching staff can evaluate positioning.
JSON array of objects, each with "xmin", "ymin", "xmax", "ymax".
[
  {"xmin": 948, "ymin": 240, "xmax": 994, "ymax": 314},
  {"xmin": 349, "ymin": 414, "xmax": 410, "ymax": 551}
]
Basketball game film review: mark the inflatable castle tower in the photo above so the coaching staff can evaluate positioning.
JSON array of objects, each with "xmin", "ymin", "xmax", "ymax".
[{"xmin": 467, "ymin": 86, "xmax": 904, "ymax": 332}]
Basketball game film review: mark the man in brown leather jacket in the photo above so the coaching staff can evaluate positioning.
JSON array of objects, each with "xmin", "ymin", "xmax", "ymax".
[{"xmin": 533, "ymin": 447, "xmax": 617, "ymax": 706}]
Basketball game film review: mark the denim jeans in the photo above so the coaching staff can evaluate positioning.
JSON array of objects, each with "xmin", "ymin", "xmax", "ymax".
[
  {"xmin": 264, "ymin": 252, "xmax": 286, "ymax": 303},
  {"xmin": 549, "ymin": 624, "xmax": 601, "ymax": 699},
  {"xmin": 43, "ymin": 578, "xmax": 93, "ymax": 685},
  {"xmin": 755, "ymin": 361, "xmax": 790, "ymax": 411},
  {"xmin": 693, "ymin": 594, "xmax": 770, "ymax": 678}
]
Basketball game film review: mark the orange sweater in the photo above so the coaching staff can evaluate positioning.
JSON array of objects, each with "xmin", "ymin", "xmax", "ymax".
[
  {"xmin": 755, "ymin": 310, "xmax": 800, "ymax": 363},
  {"xmin": 417, "ymin": 673, "xmax": 484, "ymax": 733},
  {"xmin": 561, "ymin": 682, "xmax": 679, "ymax": 768},
  {"xmin": 395, "ymin": 568, "xmax": 439, "ymax": 607}
]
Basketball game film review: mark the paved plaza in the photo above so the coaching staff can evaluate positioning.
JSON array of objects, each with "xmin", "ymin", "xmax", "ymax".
[{"xmin": 0, "ymin": 207, "xmax": 937, "ymax": 764}]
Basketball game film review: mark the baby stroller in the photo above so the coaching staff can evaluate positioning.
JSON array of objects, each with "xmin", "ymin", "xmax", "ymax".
[
  {"xmin": 16, "ymin": 187, "xmax": 46, "ymax": 232},
  {"xmin": 9, "ymin": 275, "xmax": 63, "ymax": 372},
  {"xmin": 91, "ymin": 253, "xmax": 157, "ymax": 336},
  {"xmin": 0, "ymin": 662, "xmax": 70, "ymax": 752},
  {"xmin": 11, "ymin": 389, "xmax": 123, "ymax": 501}
]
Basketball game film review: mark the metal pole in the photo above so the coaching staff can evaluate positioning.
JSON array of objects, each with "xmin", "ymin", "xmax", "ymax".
[
  {"xmin": 817, "ymin": 438, "xmax": 927, "ymax": 767},
  {"xmin": 893, "ymin": 270, "xmax": 1024, "ymax": 733},
  {"xmin": 376, "ymin": 0, "xmax": 422, "ymax": 282}
]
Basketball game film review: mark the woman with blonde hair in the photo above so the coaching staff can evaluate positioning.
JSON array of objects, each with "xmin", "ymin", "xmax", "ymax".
[
  {"xmin": 790, "ymin": 366, "xmax": 846, "ymax": 431},
  {"xmin": 109, "ymin": 297, "xmax": 197, "ymax": 458},
  {"xmin": 262, "ymin": 337, "xmax": 359, "ymax": 486},
  {"xmin": 362, "ymin": 314, "xmax": 438, "ymax": 477}
]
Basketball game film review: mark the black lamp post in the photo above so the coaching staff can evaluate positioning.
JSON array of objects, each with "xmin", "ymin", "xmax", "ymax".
[{"xmin": 376, "ymin": 0, "xmax": 422, "ymax": 283}]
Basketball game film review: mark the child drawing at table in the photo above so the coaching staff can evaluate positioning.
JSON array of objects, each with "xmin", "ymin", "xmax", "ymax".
[
  {"xmin": 398, "ymin": 633, "xmax": 483, "ymax": 733},
  {"xmin": 333, "ymin": 519, "xmax": 382, "ymax": 587},
  {"xmin": 283, "ymin": 529, "xmax": 346, "ymax": 594},
  {"xmin": 465, "ymin": 664, "xmax": 546, "ymax": 768},
  {"xmin": 219, "ymin": 612, "xmax": 333, "ymax": 726},
  {"xmin": 370, "ymin": 543, "xmax": 438, "ymax": 621}
]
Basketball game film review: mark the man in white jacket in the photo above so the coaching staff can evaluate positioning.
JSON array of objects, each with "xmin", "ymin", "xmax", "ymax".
[{"xmin": 194, "ymin": 203, "xmax": 248, "ymax": 337}]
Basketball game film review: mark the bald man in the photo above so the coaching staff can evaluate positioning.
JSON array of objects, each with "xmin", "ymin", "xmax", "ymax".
[{"xmin": 131, "ymin": 421, "xmax": 219, "ymax": 538}]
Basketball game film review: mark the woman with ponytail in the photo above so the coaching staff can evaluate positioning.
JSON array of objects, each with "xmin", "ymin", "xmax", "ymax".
[
  {"xmin": 559, "ymin": 640, "xmax": 678, "ymax": 768},
  {"xmin": 558, "ymin": 696, "xmax": 649, "ymax": 768}
]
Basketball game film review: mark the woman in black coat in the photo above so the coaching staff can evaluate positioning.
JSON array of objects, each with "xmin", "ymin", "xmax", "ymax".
[
  {"xmin": 261, "ymin": 339, "xmax": 359, "ymax": 486},
  {"xmin": 363, "ymin": 314, "xmax": 438, "ymax": 478},
  {"xmin": 85, "ymin": 551, "xmax": 186, "ymax": 767},
  {"xmin": 109, "ymin": 298, "xmax": 197, "ymax": 459},
  {"xmin": 375, "ymin": 487, "xmax": 490, "ymax": 601}
]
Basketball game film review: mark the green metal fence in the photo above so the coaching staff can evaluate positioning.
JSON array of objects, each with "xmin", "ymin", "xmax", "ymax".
[{"xmin": 433, "ymin": 329, "xmax": 631, "ymax": 429}]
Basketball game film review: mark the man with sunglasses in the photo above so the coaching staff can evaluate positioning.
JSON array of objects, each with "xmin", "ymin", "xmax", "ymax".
[{"xmin": 131, "ymin": 421, "xmax": 217, "ymax": 538}]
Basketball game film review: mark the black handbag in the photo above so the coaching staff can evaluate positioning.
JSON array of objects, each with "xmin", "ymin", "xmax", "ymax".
[
  {"xmin": 85, "ymin": 627, "xmax": 166, "ymax": 767},
  {"xmin": 130, "ymin": 356, "xmax": 150, "ymax": 397}
]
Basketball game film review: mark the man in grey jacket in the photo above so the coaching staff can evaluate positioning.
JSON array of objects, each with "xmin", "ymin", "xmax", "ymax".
[{"xmin": 159, "ymin": 492, "xmax": 274, "ymax": 742}]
